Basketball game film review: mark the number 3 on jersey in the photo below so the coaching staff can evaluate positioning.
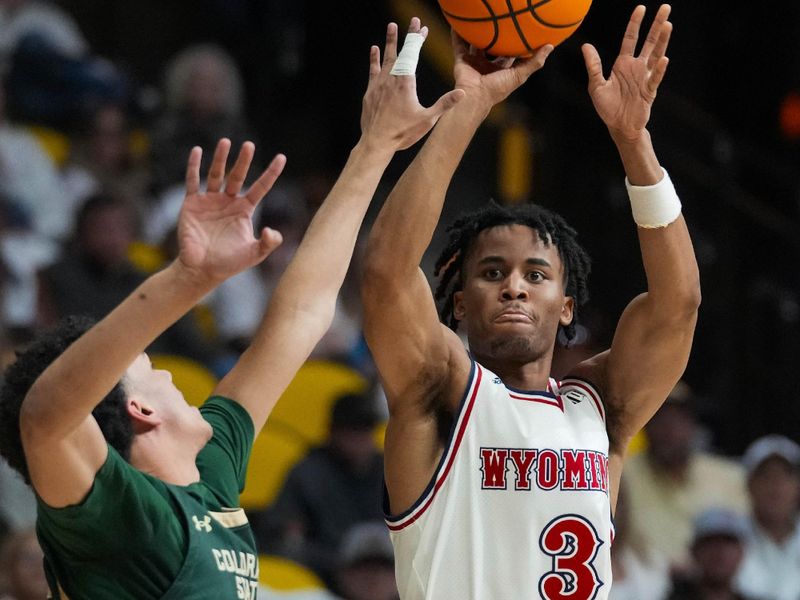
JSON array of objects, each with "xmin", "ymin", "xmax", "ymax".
[{"xmin": 538, "ymin": 514, "xmax": 604, "ymax": 600}]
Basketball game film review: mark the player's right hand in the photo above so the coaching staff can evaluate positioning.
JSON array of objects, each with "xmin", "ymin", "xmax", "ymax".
[
  {"xmin": 359, "ymin": 18, "xmax": 465, "ymax": 151},
  {"xmin": 451, "ymin": 30, "xmax": 553, "ymax": 108}
]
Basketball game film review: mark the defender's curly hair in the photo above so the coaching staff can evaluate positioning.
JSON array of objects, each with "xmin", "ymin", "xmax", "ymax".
[
  {"xmin": 0, "ymin": 316, "xmax": 134, "ymax": 484},
  {"xmin": 433, "ymin": 201, "xmax": 591, "ymax": 344}
]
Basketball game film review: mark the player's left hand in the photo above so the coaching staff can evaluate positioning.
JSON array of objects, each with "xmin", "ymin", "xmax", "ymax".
[
  {"xmin": 177, "ymin": 139, "xmax": 285, "ymax": 283},
  {"xmin": 583, "ymin": 4, "xmax": 672, "ymax": 143}
]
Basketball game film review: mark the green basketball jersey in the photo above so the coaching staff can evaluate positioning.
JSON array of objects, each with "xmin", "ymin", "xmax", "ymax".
[{"xmin": 36, "ymin": 396, "xmax": 260, "ymax": 599}]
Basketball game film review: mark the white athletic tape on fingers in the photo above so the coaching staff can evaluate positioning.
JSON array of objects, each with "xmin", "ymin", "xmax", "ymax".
[
  {"xmin": 390, "ymin": 32, "xmax": 425, "ymax": 76},
  {"xmin": 626, "ymin": 167, "xmax": 682, "ymax": 228}
]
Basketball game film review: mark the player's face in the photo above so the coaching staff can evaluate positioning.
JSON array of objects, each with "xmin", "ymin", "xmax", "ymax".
[
  {"xmin": 454, "ymin": 225, "xmax": 573, "ymax": 364},
  {"xmin": 125, "ymin": 354, "xmax": 212, "ymax": 441}
]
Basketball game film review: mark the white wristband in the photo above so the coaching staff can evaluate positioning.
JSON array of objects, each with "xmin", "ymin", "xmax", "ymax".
[
  {"xmin": 390, "ymin": 32, "xmax": 425, "ymax": 76},
  {"xmin": 625, "ymin": 167, "xmax": 682, "ymax": 228}
]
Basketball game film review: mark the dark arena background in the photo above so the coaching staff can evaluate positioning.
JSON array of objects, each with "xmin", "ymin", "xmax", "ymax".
[
  {"xmin": 5, "ymin": 0, "xmax": 800, "ymax": 463},
  {"xmin": 1, "ymin": 0, "xmax": 800, "ymax": 595}
]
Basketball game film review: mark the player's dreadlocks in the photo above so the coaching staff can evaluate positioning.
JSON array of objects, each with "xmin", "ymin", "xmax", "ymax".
[{"xmin": 433, "ymin": 201, "xmax": 591, "ymax": 344}]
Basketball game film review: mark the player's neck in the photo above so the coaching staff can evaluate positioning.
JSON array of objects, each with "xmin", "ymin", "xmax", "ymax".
[
  {"xmin": 129, "ymin": 432, "xmax": 202, "ymax": 486},
  {"xmin": 475, "ymin": 352, "xmax": 553, "ymax": 391}
]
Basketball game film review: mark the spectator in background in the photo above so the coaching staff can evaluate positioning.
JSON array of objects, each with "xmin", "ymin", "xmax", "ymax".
[
  {"xmin": 735, "ymin": 435, "xmax": 800, "ymax": 600},
  {"xmin": 37, "ymin": 193, "xmax": 219, "ymax": 366},
  {"xmin": 0, "ymin": 0, "xmax": 128, "ymax": 129},
  {"xmin": 0, "ymin": 79, "xmax": 64, "ymax": 240},
  {"xmin": 0, "ymin": 528, "xmax": 48, "ymax": 600},
  {"xmin": 258, "ymin": 392, "xmax": 385, "ymax": 585},
  {"xmin": 0, "ymin": 193, "xmax": 58, "ymax": 335},
  {"xmin": 61, "ymin": 102, "xmax": 152, "ymax": 212},
  {"xmin": 609, "ymin": 478, "xmax": 670, "ymax": 600},
  {"xmin": 334, "ymin": 522, "xmax": 398, "ymax": 600},
  {"xmin": 0, "ymin": 0, "xmax": 87, "ymax": 61},
  {"xmin": 37, "ymin": 192, "xmax": 144, "ymax": 325},
  {"xmin": 625, "ymin": 381, "xmax": 749, "ymax": 571},
  {"xmin": 150, "ymin": 44, "xmax": 256, "ymax": 193},
  {"xmin": 667, "ymin": 508, "xmax": 760, "ymax": 600}
]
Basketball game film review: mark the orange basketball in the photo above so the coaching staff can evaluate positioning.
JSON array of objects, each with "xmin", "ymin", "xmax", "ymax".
[{"xmin": 438, "ymin": 0, "xmax": 592, "ymax": 57}]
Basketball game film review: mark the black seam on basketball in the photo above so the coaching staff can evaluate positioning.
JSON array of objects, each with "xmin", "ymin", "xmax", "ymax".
[
  {"xmin": 528, "ymin": 0, "xmax": 584, "ymax": 29},
  {"xmin": 508, "ymin": 0, "xmax": 534, "ymax": 53},
  {"xmin": 443, "ymin": 0, "xmax": 583, "ymax": 29},
  {"xmin": 477, "ymin": 0, "xmax": 500, "ymax": 53}
]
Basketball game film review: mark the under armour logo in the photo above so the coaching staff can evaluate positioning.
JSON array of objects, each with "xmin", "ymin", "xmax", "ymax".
[
  {"xmin": 564, "ymin": 390, "xmax": 584, "ymax": 405},
  {"xmin": 193, "ymin": 515, "xmax": 212, "ymax": 532},
  {"xmin": 493, "ymin": 377, "xmax": 502, "ymax": 385}
]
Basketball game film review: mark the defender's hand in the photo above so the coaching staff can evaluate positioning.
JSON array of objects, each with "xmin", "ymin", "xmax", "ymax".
[{"xmin": 178, "ymin": 139, "xmax": 285, "ymax": 283}]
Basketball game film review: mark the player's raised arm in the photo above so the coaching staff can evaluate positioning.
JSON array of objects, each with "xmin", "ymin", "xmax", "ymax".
[
  {"xmin": 19, "ymin": 140, "xmax": 285, "ymax": 507},
  {"xmin": 575, "ymin": 4, "xmax": 701, "ymax": 455},
  {"xmin": 213, "ymin": 18, "xmax": 463, "ymax": 433},
  {"xmin": 362, "ymin": 31, "xmax": 554, "ymax": 410},
  {"xmin": 362, "ymin": 28, "xmax": 553, "ymax": 513}
]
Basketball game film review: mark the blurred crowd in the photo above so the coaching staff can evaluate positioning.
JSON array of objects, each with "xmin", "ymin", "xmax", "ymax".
[{"xmin": 0, "ymin": 1, "xmax": 799, "ymax": 599}]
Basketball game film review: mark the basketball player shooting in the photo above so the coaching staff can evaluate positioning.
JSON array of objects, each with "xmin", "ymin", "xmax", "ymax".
[
  {"xmin": 361, "ymin": 5, "xmax": 699, "ymax": 599},
  {"xmin": 0, "ymin": 20, "xmax": 463, "ymax": 599}
]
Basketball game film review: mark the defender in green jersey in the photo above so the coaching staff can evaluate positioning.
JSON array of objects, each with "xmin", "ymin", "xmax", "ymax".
[{"xmin": 0, "ymin": 18, "xmax": 464, "ymax": 599}]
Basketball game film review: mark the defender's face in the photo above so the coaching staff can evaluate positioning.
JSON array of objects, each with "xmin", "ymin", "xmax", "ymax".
[
  {"xmin": 454, "ymin": 225, "xmax": 574, "ymax": 364},
  {"xmin": 125, "ymin": 354, "xmax": 212, "ymax": 441}
]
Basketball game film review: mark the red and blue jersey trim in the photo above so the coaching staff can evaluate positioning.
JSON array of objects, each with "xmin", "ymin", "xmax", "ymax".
[
  {"xmin": 384, "ymin": 361, "xmax": 482, "ymax": 531},
  {"xmin": 558, "ymin": 376, "xmax": 605, "ymax": 423},
  {"xmin": 507, "ymin": 377, "xmax": 563, "ymax": 411}
]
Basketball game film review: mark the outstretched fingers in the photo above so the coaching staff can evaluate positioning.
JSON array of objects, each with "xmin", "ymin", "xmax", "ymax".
[
  {"xmin": 245, "ymin": 153, "xmax": 287, "ymax": 207},
  {"xmin": 620, "ymin": 5, "xmax": 646, "ymax": 57},
  {"xmin": 185, "ymin": 146, "xmax": 202, "ymax": 195},
  {"xmin": 224, "ymin": 141, "xmax": 255, "ymax": 197},
  {"xmin": 647, "ymin": 56, "xmax": 670, "ymax": 96},
  {"xmin": 369, "ymin": 45, "xmax": 381, "ymax": 80},
  {"xmin": 390, "ymin": 18, "xmax": 427, "ymax": 77},
  {"xmin": 382, "ymin": 22, "xmax": 399, "ymax": 68},
  {"xmin": 640, "ymin": 4, "xmax": 671, "ymax": 60},
  {"xmin": 649, "ymin": 20, "xmax": 672, "ymax": 68},
  {"xmin": 206, "ymin": 138, "xmax": 231, "ymax": 193},
  {"xmin": 582, "ymin": 43, "xmax": 605, "ymax": 88}
]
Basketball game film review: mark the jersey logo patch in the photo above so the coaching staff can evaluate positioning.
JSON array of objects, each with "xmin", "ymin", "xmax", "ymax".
[
  {"xmin": 493, "ymin": 377, "xmax": 502, "ymax": 385},
  {"xmin": 565, "ymin": 390, "xmax": 584, "ymax": 404},
  {"xmin": 193, "ymin": 514, "xmax": 213, "ymax": 532}
]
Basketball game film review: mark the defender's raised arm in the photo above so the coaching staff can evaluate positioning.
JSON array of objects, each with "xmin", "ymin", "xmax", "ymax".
[{"xmin": 214, "ymin": 18, "xmax": 464, "ymax": 433}]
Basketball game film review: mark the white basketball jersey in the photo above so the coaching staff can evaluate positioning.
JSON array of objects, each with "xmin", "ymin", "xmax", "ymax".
[{"xmin": 386, "ymin": 360, "xmax": 613, "ymax": 600}]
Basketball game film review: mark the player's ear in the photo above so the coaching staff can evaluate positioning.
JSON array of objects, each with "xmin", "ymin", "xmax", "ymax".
[
  {"xmin": 126, "ymin": 397, "xmax": 162, "ymax": 433},
  {"xmin": 454, "ymin": 290, "xmax": 466, "ymax": 321},
  {"xmin": 560, "ymin": 296, "xmax": 574, "ymax": 327}
]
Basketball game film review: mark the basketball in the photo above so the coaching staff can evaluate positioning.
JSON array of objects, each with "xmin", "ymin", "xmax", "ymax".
[{"xmin": 438, "ymin": 0, "xmax": 593, "ymax": 57}]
